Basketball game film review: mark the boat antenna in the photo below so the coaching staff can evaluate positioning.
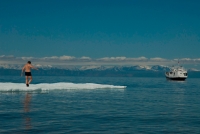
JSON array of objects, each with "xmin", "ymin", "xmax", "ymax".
[{"xmin": 178, "ymin": 59, "xmax": 180, "ymax": 66}]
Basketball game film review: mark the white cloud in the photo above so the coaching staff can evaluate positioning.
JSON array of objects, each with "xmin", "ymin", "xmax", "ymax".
[
  {"xmin": 150, "ymin": 57, "xmax": 168, "ymax": 61},
  {"xmin": 59, "ymin": 55, "xmax": 75, "ymax": 60},
  {"xmin": 41, "ymin": 56, "xmax": 59, "ymax": 60},
  {"xmin": 98, "ymin": 57, "xmax": 127, "ymax": 61},
  {"xmin": 0, "ymin": 55, "xmax": 200, "ymax": 66},
  {"xmin": 20, "ymin": 57, "xmax": 34, "ymax": 60},
  {"xmin": 80, "ymin": 56, "xmax": 91, "ymax": 60},
  {"xmin": 0, "ymin": 55, "xmax": 14, "ymax": 58},
  {"xmin": 40, "ymin": 55, "xmax": 75, "ymax": 61},
  {"xmin": 174, "ymin": 58, "xmax": 200, "ymax": 63},
  {"xmin": 129, "ymin": 57, "xmax": 148, "ymax": 61},
  {"xmin": 97, "ymin": 56, "xmax": 148, "ymax": 61}
]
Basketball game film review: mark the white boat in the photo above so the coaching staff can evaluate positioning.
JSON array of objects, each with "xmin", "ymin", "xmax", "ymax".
[{"xmin": 165, "ymin": 66, "xmax": 187, "ymax": 80}]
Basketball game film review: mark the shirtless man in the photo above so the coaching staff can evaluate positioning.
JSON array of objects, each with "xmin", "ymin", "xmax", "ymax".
[{"xmin": 21, "ymin": 61, "xmax": 38, "ymax": 87}]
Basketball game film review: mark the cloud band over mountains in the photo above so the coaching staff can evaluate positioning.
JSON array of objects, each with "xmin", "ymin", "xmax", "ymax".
[{"xmin": 0, "ymin": 55, "xmax": 200, "ymax": 66}]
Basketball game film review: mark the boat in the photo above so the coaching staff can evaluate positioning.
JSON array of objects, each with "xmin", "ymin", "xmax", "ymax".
[{"xmin": 165, "ymin": 66, "xmax": 188, "ymax": 80}]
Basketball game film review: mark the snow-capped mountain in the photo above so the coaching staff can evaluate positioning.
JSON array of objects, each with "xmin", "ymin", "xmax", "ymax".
[
  {"xmin": 151, "ymin": 65, "xmax": 170, "ymax": 71},
  {"xmin": 79, "ymin": 66, "xmax": 106, "ymax": 70},
  {"xmin": 1, "ymin": 64, "xmax": 200, "ymax": 77},
  {"xmin": 80, "ymin": 65, "xmax": 168, "ymax": 71},
  {"xmin": 0, "ymin": 64, "xmax": 198, "ymax": 72},
  {"xmin": 0, "ymin": 64, "xmax": 23, "ymax": 70},
  {"xmin": 0, "ymin": 64, "xmax": 170, "ymax": 71},
  {"xmin": 0, "ymin": 64, "xmax": 80, "ymax": 70},
  {"xmin": 0, "ymin": 64, "xmax": 57, "ymax": 70},
  {"xmin": 188, "ymin": 68, "xmax": 200, "ymax": 72}
]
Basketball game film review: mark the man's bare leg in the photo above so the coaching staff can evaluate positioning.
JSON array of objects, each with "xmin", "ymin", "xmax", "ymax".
[
  {"xmin": 25, "ymin": 76, "xmax": 29, "ymax": 86},
  {"xmin": 28, "ymin": 76, "xmax": 32, "ymax": 84}
]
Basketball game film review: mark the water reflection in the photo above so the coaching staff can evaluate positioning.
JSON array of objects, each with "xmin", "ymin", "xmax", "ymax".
[{"xmin": 24, "ymin": 93, "xmax": 32, "ymax": 129}]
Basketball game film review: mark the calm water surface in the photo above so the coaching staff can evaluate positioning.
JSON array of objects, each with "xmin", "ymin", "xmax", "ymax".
[{"xmin": 0, "ymin": 76, "xmax": 200, "ymax": 134}]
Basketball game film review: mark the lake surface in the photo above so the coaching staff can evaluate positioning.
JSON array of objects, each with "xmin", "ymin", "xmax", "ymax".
[{"xmin": 0, "ymin": 76, "xmax": 200, "ymax": 133}]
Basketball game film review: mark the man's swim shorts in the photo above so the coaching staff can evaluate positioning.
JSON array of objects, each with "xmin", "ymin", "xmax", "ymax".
[{"xmin": 25, "ymin": 72, "xmax": 32, "ymax": 76}]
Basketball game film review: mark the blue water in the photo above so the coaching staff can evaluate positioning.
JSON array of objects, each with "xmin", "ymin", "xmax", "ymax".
[{"xmin": 0, "ymin": 76, "xmax": 200, "ymax": 133}]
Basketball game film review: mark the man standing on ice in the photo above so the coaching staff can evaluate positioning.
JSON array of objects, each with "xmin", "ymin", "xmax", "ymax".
[{"xmin": 21, "ymin": 61, "xmax": 38, "ymax": 87}]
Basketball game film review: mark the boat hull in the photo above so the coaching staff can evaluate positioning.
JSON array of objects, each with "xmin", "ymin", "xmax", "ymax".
[{"xmin": 166, "ymin": 77, "xmax": 186, "ymax": 81}]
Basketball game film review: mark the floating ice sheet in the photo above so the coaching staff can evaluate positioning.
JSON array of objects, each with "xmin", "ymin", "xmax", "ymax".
[{"xmin": 0, "ymin": 82, "xmax": 126, "ymax": 91}]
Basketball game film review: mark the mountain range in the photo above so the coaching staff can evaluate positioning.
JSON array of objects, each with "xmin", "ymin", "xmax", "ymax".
[
  {"xmin": 0, "ymin": 64, "xmax": 174, "ymax": 71},
  {"xmin": 0, "ymin": 64, "xmax": 199, "ymax": 77}
]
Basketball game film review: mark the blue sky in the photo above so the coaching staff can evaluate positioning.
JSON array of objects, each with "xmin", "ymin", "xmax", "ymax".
[{"xmin": 0, "ymin": 0, "xmax": 200, "ymax": 67}]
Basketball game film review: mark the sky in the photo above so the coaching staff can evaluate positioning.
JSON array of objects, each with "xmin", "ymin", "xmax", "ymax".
[{"xmin": 0, "ymin": 0, "xmax": 200, "ymax": 68}]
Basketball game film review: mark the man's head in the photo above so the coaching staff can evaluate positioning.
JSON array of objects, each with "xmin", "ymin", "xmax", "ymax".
[{"xmin": 27, "ymin": 61, "xmax": 31, "ymax": 64}]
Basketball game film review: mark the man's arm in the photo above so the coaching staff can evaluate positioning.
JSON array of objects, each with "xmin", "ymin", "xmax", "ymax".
[
  {"xmin": 30, "ymin": 65, "xmax": 38, "ymax": 70},
  {"xmin": 21, "ymin": 65, "xmax": 25, "ymax": 76}
]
